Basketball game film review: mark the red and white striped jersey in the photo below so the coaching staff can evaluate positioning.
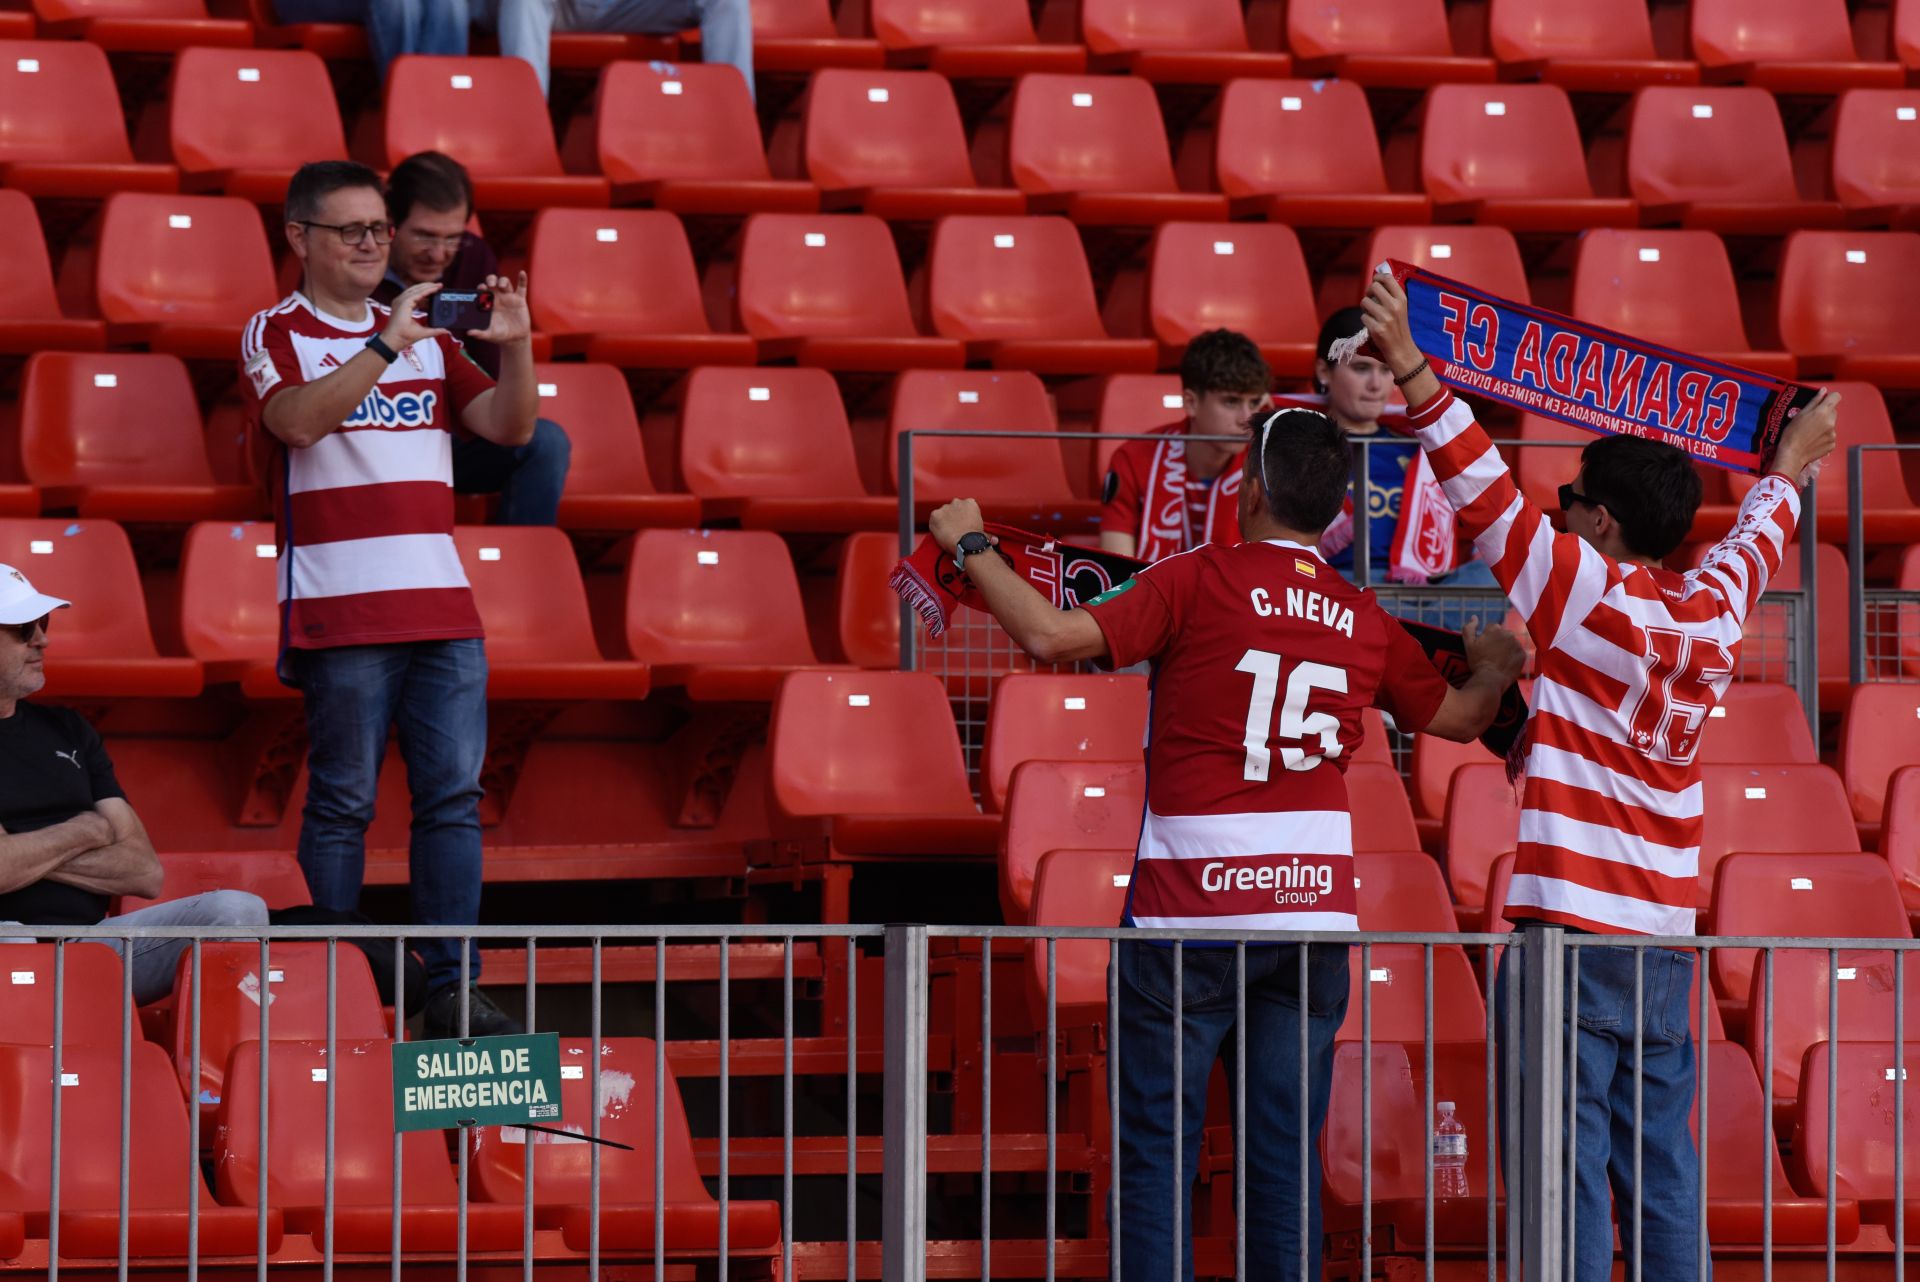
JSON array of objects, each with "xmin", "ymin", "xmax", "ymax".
[
  {"xmin": 240, "ymin": 292, "xmax": 494, "ymax": 650},
  {"xmin": 1407, "ymin": 387, "xmax": 1800, "ymax": 935},
  {"xmin": 1085, "ymin": 539, "xmax": 1450, "ymax": 932}
]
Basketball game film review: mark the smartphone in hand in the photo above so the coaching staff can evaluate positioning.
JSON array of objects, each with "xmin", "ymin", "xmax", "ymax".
[{"xmin": 429, "ymin": 289, "xmax": 494, "ymax": 332}]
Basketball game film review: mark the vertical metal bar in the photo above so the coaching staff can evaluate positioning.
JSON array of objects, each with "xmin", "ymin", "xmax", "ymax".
[
  {"xmin": 1300, "ymin": 942, "xmax": 1311, "ymax": 1282},
  {"xmin": 524, "ymin": 938, "xmax": 537, "ymax": 1280},
  {"xmin": 784, "ymin": 937, "xmax": 795, "ymax": 1282},
  {"xmin": 1108, "ymin": 937, "xmax": 1121, "ymax": 1282},
  {"xmin": 1504, "ymin": 939, "xmax": 1519, "ymax": 1282},
  {"xmin": 391, "ymin": 936, "xmax": 405, "ymax": 1282},
  {"xmin": 1567, "ymin": 945, "xmax": 1580, "ymax": 1275},
  {"xmin": 654, "ymin": 937, "xmax": 665, "ymax": 1282},
  {"xmin": 1827, "ymin": 948, "xmax": 1839, "ymax": 1282},
  {"xmin": 1172, "ymin": 940, "xmax": 1183, "ymax": 1282},
  {"xmin": 1520, "ymin": 925, "xmax": 1565, "ymax": 1282},
  {"xmin": 458, "ymin": 935, "xmax": 471, "ymax": 1282},
  {"xmin": 1234, "ymin": 942, "xmax": 1246, "ymax": 1282},
  {"xmin": 1848, "ymin": 444, "xmax": 1866, "ymax": 685},
  {"xmin": 1046, "ymin": 938, "xmax": 1058, "ymax": 1282},
  {"xmin": 257, "ymin": 935, "xmax": 270, "ymax": 1282},
  {"xmin": 50, "ymin": 939, "xmax": 64, "ymax": 1282},
  {"xmin": 982, "ymin": 936, "xmax": 992, "ymax": 1282},
  {"xmin": 846, "ymin": 936, "xmax": 857, "ymax": 1282},
  {"xmin": 720, "ymin": 934, "xmax": 731, "ymax": 1282},
  {"xmin": 1632, "ymin": 948, "xmax": 1643, "ymax": 1282},
  {"xmin": 1355, "ymin": 441, "xmax": 1374, "ymax": 586},
  {"xmin": 882, "ymin": 924, "xmax": 929, "ymax": 1282},
  {"xmin": 1484, "ymin": 942, "xmax": 1497, "ymax": 1282},
  {"xmin": 1763, "ymin": 947, "xmax": 1775, "ymax": 1282},
  {"xmin": 1697, "ymin": 947, "xmax": 1709, "ymax": 1282},
  {"xmin": 1800, "ymin": 481, "xmax": 1820, "ymax": 728},
  {"xmin": 1424, "ymin": 943, "xmax": 1435, "ymax": 1282},
  {"xmin": 1896, "ymin": 944, "xmax": 1907, "ymax": 1282},
  {"xmin": 1363, "ymin": 941, "xmax": 1373, "ymax": 1282},
  {"xmin": 325, "ymin": 937, "xmax": 339, "ymax": 1278},
  {"xmin": 590, "ymin": 937, "xmax": 604, "ymax": 1282},
  {"xmin": 119, "ymin": 933, "xmax": 132, "ymax": 1282},
  {"xmin": 188, "ymin": 938, "xmax": 202, "ymax": 1282},
  {"xmin": 897, "ymin": 430, "xmax": 918, "ymax": 670}
]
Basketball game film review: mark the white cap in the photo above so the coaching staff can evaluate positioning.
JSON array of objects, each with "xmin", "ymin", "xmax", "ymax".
[{"xmin": 0, "ymin": 564, "xmax": 69, "ymax": 625}]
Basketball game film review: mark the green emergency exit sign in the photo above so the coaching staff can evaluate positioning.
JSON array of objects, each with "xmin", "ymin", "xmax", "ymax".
[{"xmin": 391, "ymin": 1032, "xmax": 562, "ymax": 1132}]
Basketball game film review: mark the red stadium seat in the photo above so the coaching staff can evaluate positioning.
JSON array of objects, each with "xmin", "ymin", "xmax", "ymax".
[
  {"xmin": 1625, "ymin": 88, "xmax": 1843, "ymax": 234},
  {"xmin": 980, "ymin": 674, "xmax": 1147, "ymax": 812},
  {"xmin": 1354, "ymin": 706, "xmax": 1395, "ymax": 769},
  {"xmin": 1086, "ymin": 372, "xmax": 1183, "ymax": 488},
  {"xmin": 834, "ymin": 532, "xmax": 900, "ymax": 668},
  {"xmin": 1006, "ymin": 74, "xmax": 1228, "ymax": 226},
  {"xmin": 1700, "ymin": 764, "xmax": 1859, "ymax": 906},
  {"xmin": 1441, "ymin": 762, "xmax": 1520, "ymax": 917},
  {"xmin": 623, "ymin": 529, "xmax": 828, "ymax": 700},
  {"xmin": 528, "ymin": 209, "xmax": 757, "ymax": 368},
  {"xmin": 216, "ymin": 1039, "xmax": 522, "ymax": 1252},
  {"xmin": 20, "ymin": 353, "xmax": 258, "ymax": 523},
  {"xmin": 0, "ymin": 944, "xmax": 126, "ymax": 1043},
  {"xmin": 1079, "ymin": 0, "xmax": 1291, "ymax": 83},
  {"xmin": 866, "ymin": 0, "xmax": 1086, "ymax": 76},
  {"xmin": 178, "ymin": 520, "xmax": 286, "ymax": 697},
  {"xmin": 1722, "ymin": 382, "xmax": 1920, "ymax": 543},
  {"xmin": 676, "ymin": 366, "xmax": 892, "ymax": 531},
  {"xmin": 1697, "ymin": 1039, "xmax": 1858, "ymax": 1245},
  {"xmin": 886, "ymin": 368, "xmax": 1090, "ymax": 524},
  {"xmin": 454, "ymin": 526, "xmax": 650, "ymax": 700},
  {"xmin": 1201, "ymin": 78, "xmax": 1431, "ymax": 227},
  {"xmin": 587, "ymin": 61, "xmax": 815, "ymax": 214},
  {"xmin": 1420, "ymin": 84, "xmax": 1637, "ymax": 231},
  {"xmin": 1831, "ymin": 89, "xmax": 1920, "ymax": 228},
  {"xmin": 383, "ymin": 56, "xmax": 608, "ymax": 210},
  {"xmin": 1709, "ymin": 852, "xmax": 1908, "ymax": 1008},
  {"xmin": 0, "ymin": 1041, "xmax": 274, "ymax": 1257},
  {"xmin": 0, "ymin": 39, "xmax": 176, "ymax": 198},
  {"xmin": 1354, "ymin": 850, "xmax": 1458, "ymax": 932},
  {"xmin": 1509, "ymin": 414, "xmax": 1585, "ymax": 515},
  {"xmin": 1025, "ymin": 848, "xmax": 1132, "ymax": 1027},
  {"xmin": 119, "ymin": 851, "xmax": 311, "ymax": 914},
  {"xmin": 468, "ymin": 1038, "xmax": 782, "ymax": 1256},
  {"xmin": 242, "ymin": 0, "xmax": 366, "ymax": 59},
  {"xmin": 1287, "ymin": 0, "xmax": 1496, "ymax": 86},
  {"xmin": 1689, "ymin": 0, "xmax": 1902, "ymax": 93},
  {"xmin": 168, "ymin": 48, "xmax": 346, "ymax": 203},
  {"xmin": 1777, "ymin": 231, "xmax": 1920, "ymax": 386},
  {"xmin": 1839, "ymin": 683, "xmax": 1920, "ymax": 840},
  {"xmin": 1570, "ymin": 230, "xmax": 1794, "ymax": 377},
  {"xmin": 735, "ymin": 212, "xmax": 964, "ymax": 369},
  {"xmin": 31, "ymin": 0, "xmax": 250, "ymax": 51},
  {"xmin": 998, "ymin": 758, "xmax": 1145, "ymax": 925},
  {"xmin": 1409, "ymin": 733, "xmax": 1497, "ymax": 828},
  {"xmin": 747, "ymin": 0, "xmax": 884, "ymax": 72},
  {"xmin": 1883, "ymin": 766, "xmax": 1920, "ymax": 922},
  {"xmin": 1347, "ymin": 761, "xmax": 1422, "ymax": 854},
  {"xmin": 1144, "ymin": 222, "xmax": 1317, "ymax": 374},
  {"xmin": 926, "ymin": 215, "xmax": 1157, "ymax": 373},
  {"xmin": 1337, "ymin": 945, "xmax": 1486, "ymax": 1042},
  {"xmin": 1794, "ymin": 1042, "xmax": 1920, "ymax": 1238},
  {"xmin": 1698, "ymin": 683, "xmax": 1817, "ymax": 765},
  {"xmin": 94, "ymin": 193, "xmax": 278, "ymax": 359},
  {"xmin": 1734, "ymin": 541, "xmax": 1851, "ymax": 712},
  {"xmin": 533, "ymin": 363, "xmax": 699, "ymax": 530},
  {"xmin": 1359, "ymin": 225, "xmax": 1531, "ymax": 303},
  {"xmin": 0, "ymin": 189, "xmax": 103, "ymax": 356},
  {"xmin": 0, "ymin": 518, "xmax": 201, "ymax": 697},
  {"xmin": 1486, "ymin": 0, "xmax": 1698, "ymax": 89},
  {"xmin": 803, "ymin": 69, "xmax": 1024, "ymax": 219},
  {"xmin": 1746, "ymin": 949, "xmax": 1920, "ymax": 1118}
]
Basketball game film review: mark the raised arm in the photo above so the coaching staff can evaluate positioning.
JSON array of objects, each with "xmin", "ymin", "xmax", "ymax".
[
  {"xmin": 450, "ymin": 272, "xmax": 538, "ymax": 448},
  {"xmin": 1694, "ymin": 390, "xmax": 1838, "ymax": 622},
  {"xmin": 929, "ymin": 500, "xmax": 1109, "ymax": 665},
  {"xmin": 256, "ymin": 280, "xmax": 448, "ymax": 450}
]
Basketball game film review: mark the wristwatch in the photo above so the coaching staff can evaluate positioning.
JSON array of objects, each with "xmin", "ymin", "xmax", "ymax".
[
  {"xmin": 953, "ymin": 530, "xmax": 994, "ymax": 576},
  {"xmin": 365, "ymin": 334, "xmax": 400, "ymax": 364}
]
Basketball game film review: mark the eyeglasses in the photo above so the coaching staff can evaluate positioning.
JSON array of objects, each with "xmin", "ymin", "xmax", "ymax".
[
  {"xmin": 299, "ymin": 220, "xmax": 397, "ymax": 247},
  {"xmin": 3, "ymin": 615, "xmax": 49, "ymax": 644},
  {"xmin": 1558, "ymin": 483, "xmax": 1613, "ymax": 518},
  {"xmin": 399, "ymin": 228, "xmax": 466, "ymax": 252}
]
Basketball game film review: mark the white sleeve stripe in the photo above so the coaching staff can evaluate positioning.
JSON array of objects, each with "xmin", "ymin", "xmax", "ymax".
[
  {"xmin": 1413, "ymin": 397, "xmax": 1478, "ymax": 449},
  {"xmin": 1436, "ymin": 444, "xmax": 1505, "ymax": 512}
]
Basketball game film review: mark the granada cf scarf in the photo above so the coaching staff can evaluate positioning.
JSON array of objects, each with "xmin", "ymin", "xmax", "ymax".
[
  {"xmin": 1333, "ymin": 260, "xmax": 1821, "ymax": 475},
  {"xmin": 888, "ymin": 526, "xmax": 1529, "ymax": 759},
  {"xmin": 1129, "ymin": 434, "xmax": 1245, "ymax": 563}
]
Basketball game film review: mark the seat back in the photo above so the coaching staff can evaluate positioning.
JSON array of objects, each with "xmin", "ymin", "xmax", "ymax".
[
  {"xmin": 1626, "ymin": 87, "xmax": 1801, "ymax": 209},
  {"xmin": 736, "ymin": 213, "xmax": 917, "ymax": 338},
  {"xmin": 1421, "ymin": 84, "xmax": 1596, "ymax": 204},
  {"xmin": 1747, "ymin": 950, "xmax": 1920, "ymax": 1109},
  {"xmin": 1289, "ymin": 0, "xmax": 1454, "ymax": 57},
  {"xmin": 533, "ymin": 362, "xmax": 659, "ymax": 500},
  {"xmin": 1441, "ymin": 762, "xmax": 1521, "ymax": 910},
  {"xmin": 981, "ymin": 674, "xmax": 1147, "ymax": 812},
  {"xmin": 0, "ymin": 943, "xmax": 127, "ymax": 1044},
  {"xmin": 1354, "ymin": 850, "xmax": 1458, "ymax": 932},
  {"xmin": 803, "ymin": 69, "xmax": 975, "ymax": 190},
  {"xmin": 1571, "ymin": 228, "xmax": 1757, "ymax": 355},
  {"xmin": 168, "ymin": 46, "xmax": 345, "ymax": 176},
  {"xmin": 868, "ymin": 0, "xmax": 1039, "ymax": 45},
  {"xmin": 1324, "ymin": 1042, "xmax": 1503, "ymax": 1208},
  {"xmin": 927, "ymin": 215, "xmax": 1108, "ymax": 341},
  {"xmin": 1000, "ymin": 759, "xmax": 1145, "ymax": 924},
  {"xmin": 1698, "ymin": 682, "xmax": 1817, "ymax": 765},
  {"xmin": 95, "ymin": 193, "xmax": 277, "ymax": 327},
  {"xmin": 1025, "ymin": 847, "xmax": 1133, "ymax": 1023},
  {"xmin": 1699, "ymin": 1040, "xmax": 1809, "ymax": 1204},
  {"xmin": 1146, "ymin": 222, "xmax": 1317, "ymax": 351},
  {"xmin": 1701, "ymin": 765, "xmax": 1861, "ymax": 879},
  {"xmin": 123, "ymin": 850, "xmax": 310, "ymax": 912},
  {"xmin": 768, "ymin": 670, "xmax": 976, "ymax": 817},
  {"xmin": 1778, "ymin": 231, "xmax": 1920, "ymax": 361},
  {"xmin": 1840, "ymin": 683, "xmax": 1920, "ymax": 826},
  {"xmin": 0, "ymin": 518, "xmax": 168, "ymax": 661},
  {"xmin": 1712, "ymin": 852, "xmax": 1910, "ymax": 1003},
  {"xmin": 529, "ymin": 208, "xmax": 714, "ymax": 337},
  {"xmin": 1690, "ymin": 0, "xmax": 1860, "ymax": 66},
  {"xmin": 453, "ymin": 526, "xmax": 605, "ymax": 664},
  {"xmin": 179, "ymin": 520, "xmax": 279, "ymax": 665},
  {"xmin": 1409, "ymin": 733, "xmax": 1496, "ymax": 822},
  {"xmin": 1090, "ymin": 373, "xmax": 1183, "ymax": 483},
  {"xmin": 1337, "ymin": 947, "xmax": 1488, "ymax": 1043},
  {"xmin": 1008, "ymin": 74, "xmax": 1179, "ymax": 196},
  {"xmin": 834, "ymin": 532, "xmax": 901, "ymax": 668},
  {"xmin": 1361, "ymin": 225, "xmax": 1530, "ymax": 301},
  {"xmin": 1210, "ymin": 78, "xmax": 1391, "ymax": 199},
  {"xmin": 0, "ymin": 37, "xmax": 131, "ymax": 163},
  {"xmin": 1831, "ymin": 89, "xmax": 1920, "ymax": 213},
  {"xmin": 1080, "ymin": 0, "xmax": 1250, "ymax": 53},
  {"xmin": 1882, "ymin": 764, "xmax": 1920, "ymax": 891},
  {"xmin": 624, "ymin": 529, "xmax": 817, "ymax": 666},
  {"xmin": 21, "ymin": 352, "xmax": 215, "ymax": 489},
  {"xmin": 678, "ymin": 366, "xmax": 864, "ymax": 501},
  {"xmin": 886, "ymin": 368, "xmax": 1074, "ymax": 504},
  {"xmin": 1793, "ymin": 1040, "xmax": 1920, "ymax": 1201},
  {"xmin": 1346, "ymin": 761, "xmax": 1422, "ymax": 853},
  {"xmin": 595, "ymin": 60, "xmax": 768, "ymax": 185},
  {"xmin": 383, "ymin": 55, "xmax": 562, "ymax": 177},
  {"xmin": 1487, "ymin": 0, "xmax": 1658, "ymax": 60},
  {"xmin": 0, "ymin": 188, "xmax": 70, "ymax": 321}
]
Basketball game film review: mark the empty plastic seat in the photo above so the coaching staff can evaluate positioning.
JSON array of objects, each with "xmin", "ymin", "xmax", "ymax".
[
  {"xmin": 1725, "ymin": 382, "xmax": 1919, "ymax": 542},
  {"xmin": 1420, "ymin": 84, "xmax": 1637, "ymax": 231},
  {"xmin": 177, "ymin": 519, "xmax": 285, "ymax": 697},
  {"xmin": 981, "ymin": 674, "xmax": 1147, "ymax": 812},
  {"xmin": 1831, "ymin": 89, "xmax": 1920, "ymax": 227},
  {"xmin": 1626, "ymin": 88, "xmax": 1843, "ymax": 234},
  {"xmin": 588, "ymin": 61, "xmax": 815, "ymax": 213},
  {"xmin": 383, "ymin": 55, "xmax": 608, "ymax": 209},
  {"xmin": 803, "ymin": 69, "xmax": 1024, "ymax": 219},
  {"xmin": 886, "ymin": 368, "xmax": 1088, "ymax": 522},
  {"xmin": 0, "ymin": 39, "xmax": 176, "ymax": 197},
  {"xmin": 1359, "ymin": 225, "xmax": 1531, "ymax": 303},
  {"xmin": 735, "ymin": 213, "xmax": 964, "ymax": 369},
  {"xmin": 243, "ymin": 0, "xmax": 366, "ymax": 58},
  {"xmin": 1354, "ymin": 850, "xmax": 1459, "ymax": 933},
  {"xmin": 1202, "ymin": 78, "xmax": 1431, "ymax": 227},
  {"xmin": 1006, "ymin": 74, "xmax": 1228, "ymax": 225},
  {"xmin": 120, "ymin": 850, "xmax": 310, "ymax": 914},
  {"xmin": 0, "ymin": 943, "xmax": 127, "ymax": 1043},
  {"xmin": 1337, "ymin": 946, "xmax": 1486, "ymax": 1043},
  {"xmin": 1570, "ymin": 230, "xmax": 1794, "ymax": 377},
  {"xmin": 1883, "ymin": 766, "xmax": 1920, "ymax": 920},
  {"xmin": 1287, "ymin": 0, "xmax": 1496, "ymax": 86},
  {"xmin": 0, "ymin": 1040, "xmax": 275, "ymax": 1257},
  {"xmin": 1408, "ymin": 732, "xmax": 1497, "ymax": 837},
  {"xmin": 1747, "ymin": 949, "xmax": 1920, "ymax": 1116},
  {"xmin": 1486, "ymin": 0, "xmax": 1698, "ymax": 89},
  {"xmin": 1441, "ymin": 762, "xmax": 1521, "ymax": 916},
  {"xmin": 95, "ymin": 193, "xmax": 278, "ymax": 359},
  {"xmin": 1025, "ymin": 847, "xmax": 1132, "ymax": 1026},
  {"xmin": 866, "ymin": 0, "xmax": 1086, "ymax": 76},
  {"xmin": 999, "ymin": 758, "xmax": 1145, "ymax": 924},
  {"xmin": 1145, "ymin": 222, "xmax": 1317, "ymax": 374},
  {"xmin": 528, "ymin": 209, "xmax": 757, "ymax": 368},
  {"xmin": 0, "ymin": 519, "xmax": 201, "ymax": 696},
  {"xmin": 1700, "ymin": 764, "xmax": 1860, "ymax": 905},
  {"xmin": 834, "ymin": 531, "xmax": 901, "ymax": 668},
  {"xmin": 31, "ymin": 0, "xmax": 251, "ymax": 50},
  {"xmin": 1709, "ymin": 852, "xmax": 1910, "ymax": 1007},
  {"xmin": 216, "ymin": 1039, "xmax": 521, "ymax": 1251},
  {"xmin": 676, "ymin": 366, "xmax": 891, "ymax": 530},
  {"xmin": 1697, "ymin": 1039, "xmax": 1859, "ymax": 1245},
  {"xmin": 1346, "ymin": 762, "xmax": 1422, "ymax": 854},
  {"xmin": 1690, "ymin": 0, "xmax": 1901, "ymax": 93},
  {"xmin": 1777, "ymin": 231, "xmax": 1920, "ymax": 386},
  {"xmin": 532, "ymin": 363, "xmax": 699, "ymax": 530},
  {"xmin": 0, "ymin": 188, "xmax": 104, "ymax": 355},
  {"xmin": 926, "ymin": 215, "xmax": 1157, "ymax": 373},
  {"xmin": 469, "ymin": 1037, "xmax": 782, "ymax": 1254},
  {"xmin": 1698, "ymin": 683, "xmax": 1817, "ymax": 765},
  {"xmin": 168, "ymin": 47, "xmax": 346, "ymax": 202},
  {"xmin": 748, "ymin": 0, "xmax": 884, "ymax": 71},
  {"xmin": 1839, "ymin": 683, "xmax": 1920, "ymax": 838},
  {"xmin": 1086, "ymin": 372, "xmax": 1184, "ymax": 488},
  {"xmin": 1795, "ymin": 1042, "xmax": 1920, "ymax": 1237},
  {"xmin": 20, "ymin": 353, "xmax": 258, "ymax": 522},
  {"xmin": 1079, "ymin": 0, "xmax": 1291, "ymax": 82}
]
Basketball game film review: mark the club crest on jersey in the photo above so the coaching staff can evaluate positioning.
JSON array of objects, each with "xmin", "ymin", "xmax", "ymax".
[{"xmin": 344, "ymin": 386, "xmax": 439, "ymax": 429}]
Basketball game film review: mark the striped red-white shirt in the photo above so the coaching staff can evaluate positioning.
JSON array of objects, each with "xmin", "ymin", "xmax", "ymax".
[
  {"xmin": 240, "ymin": 292, "xmax": 493, "ymax": 650},
  {"xmin": 1407, "ymin": 387, "xmax": 1800, "ymax": 935}
]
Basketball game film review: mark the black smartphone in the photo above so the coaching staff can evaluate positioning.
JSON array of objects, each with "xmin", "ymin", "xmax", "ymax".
[{"xmin": 429, "ymin": 289, "xmax": 494, "ymax": 332}]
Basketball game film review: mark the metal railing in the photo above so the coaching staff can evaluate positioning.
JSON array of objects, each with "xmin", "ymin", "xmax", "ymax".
[{"xmin": 1848, "ymin": 442, "xmax": 1920, "ymax": 686}]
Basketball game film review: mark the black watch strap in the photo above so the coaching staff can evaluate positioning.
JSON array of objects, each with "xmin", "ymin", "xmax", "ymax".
[
  {"xmin": 954, "ymin": 531, "xmax": 992, "ymax": 575},
  {"xmin": 365, "ymin": 334, "xmax": 400, "ymax": 364}
]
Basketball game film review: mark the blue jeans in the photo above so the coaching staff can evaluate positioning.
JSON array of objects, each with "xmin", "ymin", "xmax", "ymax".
[
  {"xmin": 273, "ymin": 0, "xmax": 469, "ymax": 79},
  {"xmin": 1496, "ymin": 942, "xmax": 1707, "ymax": 1282},
  {"xmin": 290, "ymin": 639, "xmax": 487, "ymax": 992},
  {"xmin": 471, "ymin": 0, "xmax": 753, "ymax": 98},
  {"xmin": 1114, "ymin": 939, "xmax": 1349, "ymax": 1282},
  {"xmin": 452, "ymin": 418, "xmax": 572, "ymax": 526}
]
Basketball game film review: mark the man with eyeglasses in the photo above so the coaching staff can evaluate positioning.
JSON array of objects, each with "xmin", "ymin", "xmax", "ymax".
[
  {"xmin": 240, "ymin": 159, "xmax": 539, "ymax": 1039},
  {"xmin": 0, "ymin": 567, "xmax": 269, "ymax": 1001},
  {"xmin": 373, "ymin": 151, "xmax": 571, "ymax": 527}
]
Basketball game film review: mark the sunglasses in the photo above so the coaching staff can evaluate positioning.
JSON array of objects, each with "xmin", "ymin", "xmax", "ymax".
[
  {"xmin": 1558, "ymin": 483, "xmax": 1613, "ymax": 518},
  {"xmin": 3, "ymin": 615, "xmax": 49, "ymax": 644}
]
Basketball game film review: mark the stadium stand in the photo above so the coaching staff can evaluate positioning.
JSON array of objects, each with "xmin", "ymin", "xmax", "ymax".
[
  {"xmin": 167, "ymin": 47, "xmax": 347, "ymax": 202},
  {"xmin": 118, "ymin": 850, "xmax": 312, "ymax": 914},
  {"xmin": 1141, "ymin": 221, "xmax": 1317, "ymax": 374},
  {"xmin": 94, "ymin": 192, "xmax": 278, "ymax": 359},
  {"xmin": 1839, "ymin": 682, "xmax": 1920, "ymax": 844},
  {"xmin": 0, "ymin": 38, "xmax": 176, "ymax": 198},
  {"xmin": 1005, "ymin": 73, "xmax": 1227, "ymax": 225},
  {"xmin": 1024, "ymin": 846, "xmax": 1133, "ymax": 1028},
  {"xmin": 1687, "ymin": 0, "xmax": 1902, "ymax": 93},
  {"xmin": 1830, "ymin": 88, "xmax": 1920, "ymax": 228},
  {"xmin": 0, "ymin": 943, "xmax": 126, "ymax": 1043},
  {"xmin": 177, "ymin": 518, "xmax": 286, "ymax": 697},
  {"xmin": 533, "ymin": 361, "xmax": 701, "ymax": 530},
  {"xmin": 1485, "ymin": 0, "xmax": 1698, "ymax": 89},
  {"xmin": 998, "ymin": 759, "xmax": 1145, "ymax": 925},
  {"xmin": 1699, "ymin": 765, "xmax": 1861, "ymax": 909},
  {"xmin": 1440, "ymin": 761, "xmax": 1522, "ymax": 922},
  {"xmin": 1419, "ymin": 84, "xmax": 1638, "ymax": 231},
  {"xmin": 1882, "ymin": 766, "xmax": 1920, "ymax": 923},
  {"xmin": 30, "ymin": 0, "xmax": 251, "ymax": 52},
  {"xmin": 886, "ymin": 367, "xmax": 1092, "ymax": 524},
  {"xmin": 1077, "ymin": 0, "xmax": 1291, "ymax": 83},
  {"xmin": 1793, "ymin": 1042, "xmax": 1920, "ymax": 1237},
  {"xmin": 864, "ymin": 0, "xmax": 1087, "ymax": 77},
  {"xmin": 0, "ymin": 188, "xmax": 105, "ymax": 355},
  {"xmin": 1569, "ymin": 230, "xmax": 1795, "ymax": 377},
  {"xmin": 1776, "ymin": 231, "xmax": 1920, "ymax": 387},
  {"xmin": 1286, "ymin": 0, "xmax": 1496, "ymax": 86},
  {"xmin": 1624, "ymin": 88, "xmax": 1845, "ymax": 234},
  {"xmin": 1708, "ymin": 852, "xmax": 1909, "ymax": 1012},
  {"xmin": 979, "ymin": 673, "xmax": 1146, "ymax": 812},
  {"xmin": 802, "ymin": 69, "xmax": 1025, "ymax": 219}
]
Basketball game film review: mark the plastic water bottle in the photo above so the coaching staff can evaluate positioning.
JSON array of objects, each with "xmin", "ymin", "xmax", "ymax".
[{"xmin": 1433, "ymin": 1101, "xmax": 1469, "ymax": 1199}]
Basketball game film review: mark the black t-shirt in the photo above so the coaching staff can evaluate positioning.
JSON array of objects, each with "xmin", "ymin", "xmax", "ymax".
[{"xmin": 0, "ymin": 703, "xmax": 125, "ymax": 925}]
